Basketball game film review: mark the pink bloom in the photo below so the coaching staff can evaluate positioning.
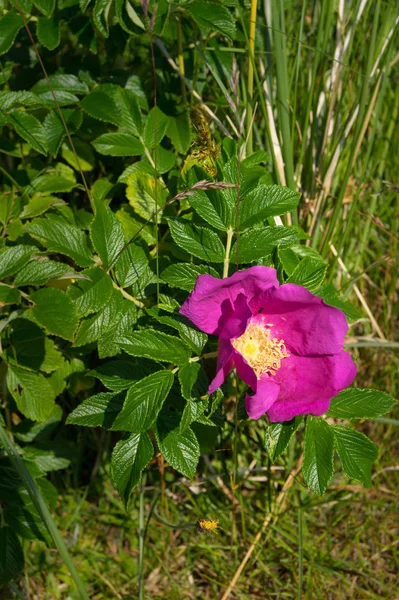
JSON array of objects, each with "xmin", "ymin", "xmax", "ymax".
[{"xmin": 180, "ymin": 267, "xmax": 357, "ymax": 422}]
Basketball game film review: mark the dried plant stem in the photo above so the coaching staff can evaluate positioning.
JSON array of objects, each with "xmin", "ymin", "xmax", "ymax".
[{"xmin": 221, "ymin": 454, "xmax": 303, "ymax": 600}]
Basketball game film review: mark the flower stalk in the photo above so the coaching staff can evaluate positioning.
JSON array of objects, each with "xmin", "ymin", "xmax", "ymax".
[{"xmin": 223, "ymin": 227, "xmax": 235, "ymax": 278}]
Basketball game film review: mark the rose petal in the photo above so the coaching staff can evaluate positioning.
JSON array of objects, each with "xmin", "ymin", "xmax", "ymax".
[
  {"xmin": 208, "ymin": 338, "xmax": 234, "ymax": 394},
  {"xmin": 180, "ymin": 266, "xmax": 279, "ymax": 335},
  {"xmin": 267, "ymin": 350, "xmax": 357, "ymax": 422},
  {"xmin": 245, "ymin": 377, "xmax": 280, "ymax": 420},
  {"xmin": 255, "ymin": 284, "xmax": 348, "ymax": 356}
]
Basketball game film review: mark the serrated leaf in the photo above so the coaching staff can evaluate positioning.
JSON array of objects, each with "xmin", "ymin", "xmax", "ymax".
[
  {"xmin": 44, "ymin": 109, "xmax": 82, "ymax": 156},
  {"xmin": 37, "ymin": 16, "xmax": 60, "ymax": 50},
  {"xmin": 167, "ymin": 113, "xmax": 191, "ymax": 154},
  {"xmin": 73, "ymin": 289, "xmax": 125, "ymax": 347},
  {"xmin": 90, "ymin": 199, "xmax": 125, "ymax": 269},
  {"xmin": 97, "ymin": 299, "xmax": 137, "ymax": 358},
  {"xmin": 317, "ymin": 285, "xmax": 362, "ymax": 321},
  {"xmin": 161, "ymin": 263, "xmax": 220, "ymax": 292},
  {"xmin": 33, "ymin": 0, "xmax": 55, "ymax": 17},
  {"xmin": 80, "ymin": 84, "xmax": 121, "ymax": 125},
  {"xmin": 20, "ymin": 196, "xmax": 64, "ymax": 219},
  {"xmin": 143, "ymin": 106, "xmax": 170, "ymax": 149},
  {"xmin": 26, "ymin": 173, "xmax": 77, "ymax": 195},
  {"xmin": 9, "ymin": 318, "xmax": 64, "ymax": 373},
  {"xmin": 31, "ymin": 288, "xmax": 79, "ymax": 341},
  {"xmin": 112, "ymin": 370, "xmax": 174, "ymax": 432},
  {"xmin": 24, "ymin": 443, "xmax": 72, "ymax": 472},
  {"xmin": 157, "ymin": 425, "xmax": 199, "ymax": 479},
  {"xmin": 327, "ymin": 388, "xmax": 397, "ymax": 420},
  {"xmin": 155, "ymin": 314, "xmax": 207, "ymax": 354},
  {"xmin": 6, "ymin": 365, "xmax": 56, "ymax": 422},
  {"xmin": 333, "ymin": 426, "xmax": 378, "ymax": 486},
  {"xmin": 231, "ymin": 226, "xmax": 297, "ymax": 263},
  {"xmin": 32, "ymin": 75, "xmax": 89, "ymax": 95},
  {"xmin": 265, "ymin": 416, "xmax": 303, "ymax": 462},
  {"xmin": 187, "ymin": 2, "xmax": 235, "ymax": 39},
  {"xmin": 120, "ymin": 329, "xmax": 191, "ymax": 365},
  {"xmin": 126, "ymin": 170, "xmax": 169, "ymax": 222},
  {"xmin": 0, "ymin": 245, "xmax": 37, "ymax": 279},
  {"xmin": 287, "ymin": 257, "xmax": 328, "ymax": 291},
  {"xmin": 189, "ymin": 189, "xmax": 229, "ymax": 231},
  {"xmin": 0, "ymin": 285, "xmax": 20, "ymax": 306},
  {"xmin": 0, "ymin": 13, "xmax": 24, "ymax": 56},
  {"xmin": 70, "ymin": 267, "xmax": 114, "ymax": 316},
  {"xmin": 303, "ymin": 416, "xmax": 335, "ymax": 495},
  {"xmin": 66, "ymin": 391, "xmax": 126, "ymax": 428},
  {"xmin": 92, "ymin": 133, "xmax": 144, "ymax": 156},
  {"xmin": 14, "ymin": 259, "xmax": 71, "ymax": 286},
  {"xmin": 93, "ymin": 0, "xmax": 112, "ymax": 36},
  {"xmin": 26, "ymin": 216, "xmax": 94, "ymax": 267},
  {"xmin": 168, "ymin": 220, "xmax": 225, "ymax": 262},
  {"xmin": 111, "ymin": 432, "xmax": 153, "ymax": 505},
  {"xmin": 114, "ymin": 242, "xmax": 150, "ymax": 289},
  {"xmin": 0, "ymin": 527, "xmax": 24, "ymax": 585},
  {"xmin": 115, "ymin": 87, "xmax": 143, "ymax": 136},
  {"xmin": 239, "ymin": 185, "xmax": 301, "ymax": 230},
  {"xmin": 13, "ymin": 405, "xmax": 62, "ymax": 443},
  {"xmin": 0, "ymin": 91, "xmax": 44, "ymax": 112},
  {"xmin": 7, "ymin": 111, "xmax": 48, "ymax": 155},
  {"xmin": 90, "ymin": 358, "xmax": 154, "ymax": 391}
]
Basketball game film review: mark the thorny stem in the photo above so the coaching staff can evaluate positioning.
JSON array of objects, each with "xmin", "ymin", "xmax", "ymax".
[{"xmin": 223, "ymin": 227, "xmax": 235, "ymax": 278}]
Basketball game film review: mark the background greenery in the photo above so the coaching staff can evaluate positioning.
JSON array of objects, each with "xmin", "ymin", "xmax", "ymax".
[{"xmin": 0, "ymin": 0, "xmax": 398, "ymax": 597}]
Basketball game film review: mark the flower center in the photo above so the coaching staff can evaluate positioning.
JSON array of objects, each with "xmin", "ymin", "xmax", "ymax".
[{"xmin": 231, "ymin": 320, "xmax": 290, "ymax": 379}]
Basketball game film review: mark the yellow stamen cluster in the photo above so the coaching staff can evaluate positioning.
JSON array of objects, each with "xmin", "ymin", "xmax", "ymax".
[
  {"xmin": 232, "ymin": 320, "xmax": 289, "ymax": 378},
  {"xmin": 196, "ymin": 518, "xmax": 219, "ymax": 534}
]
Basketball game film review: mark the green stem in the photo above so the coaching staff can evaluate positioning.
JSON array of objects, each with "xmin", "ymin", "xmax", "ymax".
[
  {"xmin": 0, "ymin": 424, "xmax": 90, "ymax": 600},
  {"xmin": 246, "ymin": 0, "xmax": 258, "ymax": 155},
  {"xmin": 223, "ymin": 227, "xmax": 234, "ymax": 278}
]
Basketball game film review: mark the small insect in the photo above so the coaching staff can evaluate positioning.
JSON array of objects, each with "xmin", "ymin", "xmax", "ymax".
[{"xmin": 196, "ymin": 518, "xmax": 219, "ymax": 534}]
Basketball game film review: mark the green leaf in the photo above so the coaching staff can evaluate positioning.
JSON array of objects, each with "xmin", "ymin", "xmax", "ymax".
[
  {"xmin": 90, "ymin": 199, "xmax": 125, "ymax": 269},
  {"xmin": 66, "ymin": 391, "xmax": 126, "ymax": 428},
  {"xmin": 167, "ymin": 113, "xmax": 191, "ymax": 154},
  {"xmin": 264, "ymin": 416, "xmax": 303, "ymax": 462},
  {"xmin": 287, "ymin": 258, "xmax": 328, "ymax": 291},
  {"xmin": 80, "ymin": 84, "xmax": 121, "ymax": 125},
  {"xmin": 44, "ymin": 109, "xmax": 82, "ymax": 156},
  {"xmin": 114, "ymin": 243, "xmax": 150, "ymax": 289},
  {"xmin": 93, "ymin": 0, "xmax": 112, "ymax": 36},
  {"xmin": 239, "ymin": 185, "xmax": 301, "ymax": 230},
  {"xmin": 0, "ymin": 285, "xmax": 20, "ymax": 306},
  {"xmin": 327, "ymin": 388, "xmax": 397, "ymax": 420},
  {"xmin": 187, "ymin": 2, "xmax": 235, "ymax": 39},
  {"xmin": 333, "ymin": 426, "xmax": 378, "ymax": 486},
  {"xmin": 110, "ymin": 432, "xmax": 153, "ymax": 505},
  {"xmin": 157, "ymin": 424, "xmax": 200, "ymax": 479},
  {"xmin": 0, "ymin": 245, "xmax": 37, "ymax": 279},
  {"xmin": 70, "ymin": 267, "xmax": 114, "ymax": 316},
  {"xmin": 155, "ymin": 314, "xmax": 208, "ymax": 354},
  {"xmin": 126, "ymin": 170, "xmax": 169, "ymax": 221},
  {"xmin": 115, "ymin": 87, "xmax": 143, "ymax": 136},
  {"xmin": 0, "ymin": 91, "xmax": 44, "ymax": 112},
  {"xmin": 89, "ymin": 358, "xmax": 154, "ymax": 391},
  {"xmin": 6, "ymin": 365, "xmax": 56, "ymax": 422},
  {"xmin": 26, "ymin": 216, "xmax": 94, "ymax": 267},
  {"xmin": 32, "ymin": 75, "xmax": 89, "ymax": 95},
  {"xmin": 143, "ymin": 106, "xmax": 170, "ymax": 149},
  {"xmin": 92, "ymin": 133, "xmax": 144, "ymax": 156},
  {"xmin": 14, "ymin": 259, "xmax": 71, "ymax": 287},
  {"xmin": 37, "ymin": 16, "xmax": 60, "ymax": 50},
  {"xmin": 26, "ymin": 173, "xmax": 77, "ymax": 195},
  {"xmin": 168, "ymin": 220, "xmax": 225, "ymax": 263},
  {"xmin": 112, "ymin": 370, "xmax": 174, "ymax": 432},
  {"xmin": 189, "ymin": 189, "xmax": 229, "ymax": 231},
  {"xmin": 97, "ymin": 300, "xmax": 137, "ymax": 358},
  {"xmin": 120, "ymin": 329, "xmax": 191, "ymax": 366},
  {"xmin": 231, "ymin": 226, "xmax": 297, "ymax": 263},
  {"xmin": 161, "ymin": 263, "xmax": 219, "ymax": 292},
  {"xmin": 316, "ymin": 285, "xmax": 362, "ymax": 321},
  {"xmin": 33, "ymin": 0, "xmax": 55, "ymax": 17},
  {"xmin": 7, "ymin": 111, "xmax": 48, "ymax": 155},
  {"xmin": 31, "ymin": 288, "xmax": 80, "ymax": 341},
  {"xmin": 24, "ymin": 443, "xmax": 72, "ymax": 472},
  {"xmin": 73, "ymin": 289, "xmax": 126, "ymax": 347},
  {"xmin": 303, "ymin": 416, "xmax": 335, "ymax": 495},
  {"xmin": 0, "ymin": 527, "xmax": 24, "ymax": 585},
  {"xmin": 13, "ymin": 405, "xmax": 62, "ymax": 442},
  {"xmin": 0, "ymin": 13, "xmax": 23, "ymax": 56},
  {"xmin": 9, "ymin": 318, "xmax": 65, "ymax": 373}
]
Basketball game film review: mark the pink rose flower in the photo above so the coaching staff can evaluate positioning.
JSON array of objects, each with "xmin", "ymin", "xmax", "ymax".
[{"xmin": 180, "ymin": 266, "xmax": 357, "ymax": 422}]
